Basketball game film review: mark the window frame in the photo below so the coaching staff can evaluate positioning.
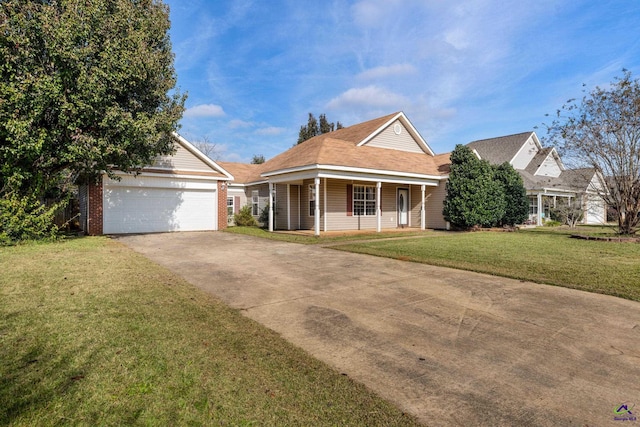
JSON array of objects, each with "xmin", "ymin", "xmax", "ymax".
[
  {"xmin": 308, "ymin": 184, "xmax": 316, "ymax": 217},
  {"xmin": 353, "ymin": 184, "xmax": 376, "ymax": 216},
  {"xmin": 251, "ymin": 190, "xmax": 259, "ymax": 216}
]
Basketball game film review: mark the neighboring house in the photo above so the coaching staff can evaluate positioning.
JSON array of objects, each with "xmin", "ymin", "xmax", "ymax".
[
  {"xmin": 467, "ymin": 132, "xmax": 607, "ymax": 225},
  {"xmin": 221, "ymin": 112, "xmax": 451, "ymax": 235},
  {"xmin": 80, "ymin": 133, "xmax": 233, "ymax": 235}
]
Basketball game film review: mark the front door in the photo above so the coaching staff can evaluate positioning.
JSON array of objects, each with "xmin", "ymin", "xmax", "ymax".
[{"xmin": 397, "ymin": 188, "xmax": 409, "ymax": 227}]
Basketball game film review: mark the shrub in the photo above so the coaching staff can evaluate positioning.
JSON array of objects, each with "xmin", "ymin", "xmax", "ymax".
[
  {"xmin": 0, "ymin": 192, "xmax": 61, "ymax": 245},
  {"xmin": 233, "ymin": 205, "xmax": 258, "ymax": 227}
]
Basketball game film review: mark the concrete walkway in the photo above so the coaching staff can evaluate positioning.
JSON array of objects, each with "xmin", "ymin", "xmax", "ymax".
[{"xmin": 117, "ymin": 231, "xmax": 640, "ymax": 426}]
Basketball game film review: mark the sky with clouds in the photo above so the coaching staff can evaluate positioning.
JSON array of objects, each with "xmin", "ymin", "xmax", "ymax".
[{"xmin": 164, "ymin": 0, "xmax": 640, "ymax": 163}]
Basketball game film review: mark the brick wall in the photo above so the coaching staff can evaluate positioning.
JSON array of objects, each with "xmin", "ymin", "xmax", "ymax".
[
  {"xmin": 87, "ymin": 180, "xmax": 103, "ymax": 235},
  {"xmin": 218, "ymin": 180, "xmax": 228, "ymax": 230}
]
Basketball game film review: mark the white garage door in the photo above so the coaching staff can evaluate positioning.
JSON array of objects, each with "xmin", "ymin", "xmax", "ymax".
[{"xmin": 103, "ymin": 175, "xmax": 218, "ymax": 234}]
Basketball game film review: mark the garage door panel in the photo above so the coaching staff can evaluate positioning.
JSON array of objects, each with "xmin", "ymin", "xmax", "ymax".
[{"xmin": 103, "ymin": 182, "xmax": 217, "ymax": 234}]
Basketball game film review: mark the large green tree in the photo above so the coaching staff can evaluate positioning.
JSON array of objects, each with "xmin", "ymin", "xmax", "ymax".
[
  {"xmin": 494, "ymin": 162, "xmax": 529, "ymax": 226},
  {"xmin": 443, "ymin": 145, "xmax": 507, "ymax": 228},
  {"xmin": 546, "ymin": 70, "xmax": 640, "ymax": 234},
  {"xmin": 0, "ymin": 0, "xmax": 186, "ymax": 197},
  {"xmin": 297, "ymin": 113, "xmax": 343, "ymax": 144}
]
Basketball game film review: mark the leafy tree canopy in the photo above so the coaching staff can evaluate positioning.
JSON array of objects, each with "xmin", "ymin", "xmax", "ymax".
[
  {"xmin": 297, "ymin": 113, "xmax": 343, "ymax": 144},
  {"xmin": 251, "ymin": 154, "xmax": 265, "ymax": 164},
  {"xmin": 494, "ymin": 162, "xmax": 529, "ymax": 226},
  {"xmin": 443, "ymin": 145, "xmax": 507, "ymax": 228},
  {"xmin": 545, "ymin": 70, "xmax": 640, "ymax": 234},
  {"xmin": 0, "ymin": 0, "xmax": 186, "ymax": 198}
]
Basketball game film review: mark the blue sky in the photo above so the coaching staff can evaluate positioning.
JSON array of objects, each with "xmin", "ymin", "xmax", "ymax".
[{"xmin": 164, "ymin": 0, "xmax": 640, "ymax": 163}]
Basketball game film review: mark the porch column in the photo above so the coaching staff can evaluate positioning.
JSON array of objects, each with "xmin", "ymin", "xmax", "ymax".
[
  {"xmin": 323, "ymin": 178, "xmax": 327, "ymax": 232},
  {"xmin": 376, "ymin": 181, "xmax": 382, "ymax": 232},
  {"xmin": 421, "ymin": 185, "xmax": 426, "ymax": 230},
  {"xmin": 314, "ymin": 177, "xmax": 320, "ymax": 236},
  {"xmin": 537, "ymin": 193, "xmax": 543, "ymax": 226},
  {"xmin": 268, "ymin": 182, "xmax": 274, "ymax": 232},
  {"xmin": 287, "ymin": 184, "xmax": 291, "ymax": 230}
]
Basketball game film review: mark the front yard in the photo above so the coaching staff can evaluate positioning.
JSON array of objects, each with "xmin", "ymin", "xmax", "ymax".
[
  {"xmin": 0, "ymin": 238, "xmax": 420, "ymax": 426},
  {"xmin": 334, "ymin": 227, "xmax": 640, "ymax": 301}
]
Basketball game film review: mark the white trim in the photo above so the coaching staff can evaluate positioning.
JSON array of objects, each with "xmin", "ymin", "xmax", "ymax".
[
  {"xmin": 172, "ymin": 132, "xmax": 234, "ymax": 180},
  {"xmin": 110, "ymin": 171, "xmax": 223, "ymax": 182},
  {"xmin": 262, "ymin": 164, "xmax": 443, "ymax": 183},
  {"xmin": 314, "ymin": 178, "xmax": 320, "ymax": 236},
  {"xmin": 376, "ymin": 182, "xmax": 382, "ymax": 232},
  {"xmin": 323, "ymin": 178, "xmax": 327, "ymax": 232},
  {"xmin": 508, "ymin": 132, "xmax": 541, "ymax": 165},
  {"xmin": 533, "ymin": 147, "xmax": 565, "ymax": 175},
  {"xmin": 268, "ymin": 182, "xmax": 274, "ymax": 232}
]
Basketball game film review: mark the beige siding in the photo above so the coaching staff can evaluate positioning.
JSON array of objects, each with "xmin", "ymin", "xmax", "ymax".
[
  {"xmin": 425, "ymin": 182, "xmax": 448, "ymax": 229},
  {"xmin": 410, "ymin": 186, "xmax": 422, "ymax": 227},
  {"xmin": 289, "ymin": 185, "xmax": 301, "ymax": 230},
  {"xmin": 275, "ymin": 184, "xmax": 288, "ymax": 230},
  {"xmin": 300, "ymin": 179, "xmax": 324, "ymax": 230},
  {"xmin": 152, "ymin": 144, "xmax": 212, "ymax": 172},
  {"xmin": 364, "ymin": 119, "xmax": 426, "ymax": 154}
]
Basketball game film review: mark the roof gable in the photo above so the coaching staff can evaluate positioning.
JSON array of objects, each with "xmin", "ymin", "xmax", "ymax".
[
  {"xmin": 467, "ymin": 132, "xmax": 534, "ymax": 166},
  {"xmin": 149, "ymin": 133, "xmax": 233, "ymax": 179},
  {"xmin": 357, "ymin": 112, "xmax": 435, "ymax": 155}
]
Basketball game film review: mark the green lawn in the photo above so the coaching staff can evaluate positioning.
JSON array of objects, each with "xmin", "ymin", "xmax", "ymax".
[
  {"xmin": 333, "ymin": 228, "xmax": 640, "ymax": 301},
  {"xmin": 0, "ymin": 238, "xmax": 420, "ymax": 426}
]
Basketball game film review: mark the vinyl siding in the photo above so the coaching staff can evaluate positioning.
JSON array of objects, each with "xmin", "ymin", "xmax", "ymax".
[
  {"xmin": 275, "ymin": 184, "xmax": 288, "ymax": 230},
  {"xmin": 410, "ymin": 186, "xmax": 422, "ymax": 227},
  {"xmin": 536, "ymin": 153, "xmax": 562, "ymax": 177},
  {"xmin": 425, "ymin": 183, "xmax": 448, "ymax": 229},
  {"xmin": 289, "ymin": 185, "xmax": 301, "ymax": 230},
  {"xmin": 152, "ymin": 144, "xmax": 213, "ymax": 172},
  {"xmin": 300, "ymin": 179, "xmax": 323, "ymax": 230},
  {"xmin": 363, "ymin": 120, "xmax": 426, "ymax": 154},
  {"xmin": 511, "ymin": 136, "xmax": 538, "ymax": 170}
]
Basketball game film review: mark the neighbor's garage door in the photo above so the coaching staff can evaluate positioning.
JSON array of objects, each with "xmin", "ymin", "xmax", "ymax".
[{"xmin": 103, "ymin": 175, "xmax": 218, "ymax": 234}]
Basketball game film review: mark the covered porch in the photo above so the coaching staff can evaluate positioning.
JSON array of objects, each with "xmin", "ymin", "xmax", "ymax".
[
  {"xmin": 263, "ymin": 169, "xmax": 446, "ymax": 236},
  {"xmin": 528, "ymin": 189, "xmax": 577, "ymax": 225}
]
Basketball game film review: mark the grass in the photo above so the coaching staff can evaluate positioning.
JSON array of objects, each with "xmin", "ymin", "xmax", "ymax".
[
  {"xmin": 333, "ymin": 228, "xmax": 640, "ymax": 301},
  {"xmin": 0, "ymin": 237, "xmax": 421, "ymax": 426}
]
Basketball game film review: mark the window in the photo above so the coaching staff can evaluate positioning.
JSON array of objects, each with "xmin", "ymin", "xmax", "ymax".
[
  {"xmin": 529, "ymin": 196, "xmax": 538, "ymax": 216},
  {"xmin": 309, "ymin": 185, "xmax": 316, "ymax": 216},
  {"xmin": 252, "ymin": 190, "xmax": 259, "ymax": 216},
  {"xmin": 353, "ymin": 185, "xmax": 376, "ymax": 216},
  {"xmin": 227, "ymin": 197, "xmax": 234, "ymax": 220}
]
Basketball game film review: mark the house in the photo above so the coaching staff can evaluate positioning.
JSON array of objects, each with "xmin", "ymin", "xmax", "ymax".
[
  {"xmin": 467, "ymin": 132, "xmax": 607, "ymax": 225},
  {"xmin": 80, "ymin": 133, "xmax": 233, "ymax": 235},
  {"xmin": 220, "ymin": 112, "xmax": 451, "ymax": 235}
]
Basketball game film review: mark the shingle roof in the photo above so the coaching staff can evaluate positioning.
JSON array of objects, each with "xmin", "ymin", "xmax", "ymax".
[
  {"xmin": 524, "ymin": 147, "xmax": 553, "ymax": 175},
  {"xmin": 467, "ymin": 132, "xmax": 533, "ymax": 165},
  {"xmin": 221, "ymin": 112, "xmax": 445, "ymax": 182},
  {"xmin": 217, "ymin": 162, "xmax": 266, "ymax": 184}
]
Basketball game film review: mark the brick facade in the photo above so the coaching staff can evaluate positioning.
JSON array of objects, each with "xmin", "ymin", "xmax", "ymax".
[
  {"xmin": 87, "ymin": 180, "xmax": 103, "ymax": 235},
  {"xmin": 218, "ymin": 180, "xmax": 228, "ymax": 230}
]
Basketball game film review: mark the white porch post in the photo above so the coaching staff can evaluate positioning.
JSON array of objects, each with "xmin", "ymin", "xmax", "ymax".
[
  {"xmin": 314, "ymin": 177, "xmax": 320, "ymax": 236},
  {"xmin": 376, "ymin": 181, "xmax": 382, "ymax": 232},
  {"xmin": 537, "ymin": 193, "xmax": 543, "ymax": 226},
  {"xmin": 268, "ymin": 182, "xmax": 274, "ymax": 232},
  {"xmin": 287, "ymin": 184, "xmax": 291, "ymax": 231},
  {"xmin": 323, "ymin": 178, "xmax": 327, "ymax": 232},
  {"xmin": 421, "ymin": 185, "xmax": 426, "ymax": 230}
]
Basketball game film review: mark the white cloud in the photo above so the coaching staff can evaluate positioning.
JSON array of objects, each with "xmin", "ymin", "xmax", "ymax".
[
  {"xmin": 184, "ymin": 104, "xmax": 226, "ymax": 118},
  {"xmin": 326, "ymin": 86, "xmax": 409, "ymax": 110},
  {"xmin": 357, "ymin": 64, "xmax": 417, "ymax": 80},
  {"xmin": 255, "ymin": 126, "xmax": 285, "ymax": 136},
  {"xmin": 228, "ymin": 119, "xmax": 254, "ymax": 129}
]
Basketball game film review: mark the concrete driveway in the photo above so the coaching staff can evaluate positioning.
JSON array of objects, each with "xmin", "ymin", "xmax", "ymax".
[{"xmin": 117, "ymin": 232, "xmax": 640, "ymax": 426}]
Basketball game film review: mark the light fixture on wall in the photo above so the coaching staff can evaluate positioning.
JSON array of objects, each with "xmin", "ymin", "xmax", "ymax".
[{"xmin": 220, "ymin": 182, "xmax": 226, "ymax": 190}]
